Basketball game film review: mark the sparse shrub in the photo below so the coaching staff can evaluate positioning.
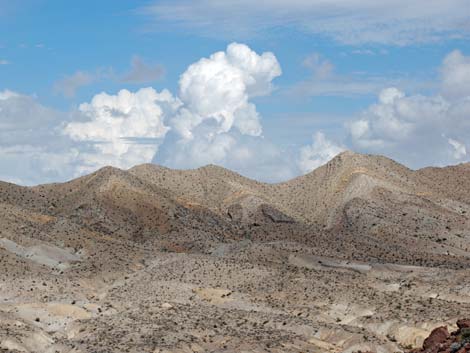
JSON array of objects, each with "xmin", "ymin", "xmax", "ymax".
[{"xmin": 461, "ymin": 328, "xmax": 470, "ymax": 341}]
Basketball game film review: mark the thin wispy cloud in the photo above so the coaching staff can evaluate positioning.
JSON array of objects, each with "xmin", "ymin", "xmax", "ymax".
[
  {"xmin": 141, "ymin": 0, "xmax": 470, "ymax": 45},
  {"xmin": 288, "ymin": 53, "xmax": 437, "ymax": 98}
]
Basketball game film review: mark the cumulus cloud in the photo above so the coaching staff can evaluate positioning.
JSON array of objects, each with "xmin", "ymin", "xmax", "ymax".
[
  {"xmin": 142, "ymin": 0, "xmax": 470, "ymax": 45},
  {"xmin": 172, "ymin": 42, "xmax": 281, "ymax": 139},
  {"xmin": 13, "ymin": 43, "xmax": 470, "ymax": 186},
  {"xmin": 298, "ymin": 132, "xmax": 345, "ymax": 174},
  {"xmin": 61, "ymin": 43, "xmax": 282, "ymax": 177},
  {"xmin": 157, "ymin": 128, "xmax": 298, "ymax": 182},
  {"xmin": 122, "ymin": 56, "xmax": 165, "ymax": 83},
  {"xmin": 152, "ymin": 42, "xmax": 292, "ymax": 181},
  {"xmin": 0, "ymin": 90, "xmax": 78, "ymax": 185},
  {"xmin": 129, "ymin": 42, "xmax": 286, "ymax": 181},
  {"xmin": 441, "ymin": 50, "xmax": 470, "ymax": 100},
  {"xmin": 348, "ymin": 50, "xmax": 470, "ymax": 168},
  {"xmin": 0, "ymin": 90, "xmax": 62, "ymax": 136},
  {"xmin": 61, "ymin": 43, "xmax": 295, "ymax": 181},
  {"xmin": 63, "ymin": 87, "xmax": 179, "ymax": 173},
  {"xmin": 1, "ymin": 43, "xmax": 293, "ymax": 184},
  {"xmin": 0, "ymin": 145, "xmax": 79, "ymax": 185},
  {"xmin": 349, "ymin": 85, "xmax": 470, "ymax": 167}
]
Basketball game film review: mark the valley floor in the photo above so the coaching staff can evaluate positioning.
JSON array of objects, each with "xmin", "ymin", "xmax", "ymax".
[{"xmin": 1, "ymin": 237, "xmax": 469, "ymax": 353}]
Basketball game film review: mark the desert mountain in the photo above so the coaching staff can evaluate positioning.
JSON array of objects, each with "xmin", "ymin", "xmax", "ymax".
[
  {"xmin": 1, "ymin": 151, "xmax": 470, "ymax": 353},
  {"xmin": 131, "ymin": 151, "xmax": 470, "ymax": 266}
]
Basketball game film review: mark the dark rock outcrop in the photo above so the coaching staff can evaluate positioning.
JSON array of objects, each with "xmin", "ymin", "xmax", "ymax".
[
  {"xmin": 408, "ymin": 320, "xmax": 470, "ymax": 353},
  {"xmin": 260, "ymin": 204, "xmax": 295, "ymax": 224}
]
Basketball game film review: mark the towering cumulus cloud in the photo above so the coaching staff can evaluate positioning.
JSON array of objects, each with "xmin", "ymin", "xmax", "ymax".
[
  {"xmin": 62, "ymin": 43, "xmax": 286, "ymax": 179},
  {"xmin": 157, "ymin": 43, "xmax": 285, "ymax": 176},
  {"xmin": 173, "ymin": 43, "xmax": 281, "ymax": 138},
  {"xmin": 4, "ymin": 44, "xmax": 470, "ymax": 185}
]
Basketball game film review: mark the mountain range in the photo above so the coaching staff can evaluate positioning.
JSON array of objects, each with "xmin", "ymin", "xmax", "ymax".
[{"xmin": 1, "ymin": 151, "xmax": 470, "ymax": 353}]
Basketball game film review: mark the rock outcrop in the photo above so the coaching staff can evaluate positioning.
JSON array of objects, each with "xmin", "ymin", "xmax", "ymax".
[{"xmin": 409, "ymin": 320, "xmax": 470, "ymax": 353}]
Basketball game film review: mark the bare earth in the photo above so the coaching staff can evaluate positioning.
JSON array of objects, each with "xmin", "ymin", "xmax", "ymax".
[{"xmin": 1, "ymin": 151, "xmax": 470, "ymax": 353}]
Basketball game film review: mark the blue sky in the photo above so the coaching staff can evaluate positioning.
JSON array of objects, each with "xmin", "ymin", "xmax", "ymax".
[{"xmin": 1, "ymin": 1, "xmax": 470, "ymax": 184}]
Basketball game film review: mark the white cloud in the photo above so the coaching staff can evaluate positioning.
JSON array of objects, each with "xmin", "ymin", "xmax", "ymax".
[
  {"xmin": 0, "ymin": 59, "xmax": 8, "ymax": 65},
  {"xmin": 0, "ymin": 90, "xmax": 61, "ymax": 132},
  {"xmin": 349, "ymin": 87, "xmax": 470, "ymax": 167},
  {"xmin": 441, "ymin": 50, "xmax": 470, "ymax": 99},
  {"xmin": 141, "ymin": 0, "xmax": 470, "ymax": 45},
  {"xmin": 1, "ymin": 44, "xmax": 290, "ymax": 184},
  {"xmin": 0, "ymin": 145, "xmax": 79, "ymax": 185},
  {"xmin": 64, "ymin": 87, "xmax": 179, "ymax": 173},
  {"xmin": 348, "ymin": 50, "xmax": 470, "ymax": 168},
  {"xmin": 122, "ymin": 55, "xmax": 165, "ymax": 83},
  {"xmin": 378, "ymin": 87, "xmax": 405, "ymax": 104},
  {"xmin": 157, "ymin": 129, "xmax": 298, "ymax": 182},
  {"xmin": 0, "ymin": 90, "xmax": 18, "ymax": 100},
  {"xmin": 156, "ymin": 43, "xmax": 291, "ymax": 181},
  {"xmin": 298, "ymin": 132, "xmax": 345, "ymax": 174},
  {"xmin": 0, "ymin": 90, "xmax": 78, "ymax": 185},
  {"xmin": 448, "ymin": 138, "xmax": 467, "ymax": 160},
  {"xmin": 9, "ymin": 45, "xmax": 470, "ymax": 186},
  {"xmin": 62, "ymin": 43, "xmax": 282, "ymax": 177},
  {"xmin": 173, "ymin": 42, "xmax": 281, "ymax": 139}
]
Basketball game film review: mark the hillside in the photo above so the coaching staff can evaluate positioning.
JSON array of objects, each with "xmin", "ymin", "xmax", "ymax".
[
  {"xmin": 131, "ymin": 151, "xmax": 470, "ymax": 267},
  {"xmin": 1, "ymin": 152, "xmax": 470, "ymax": 353}
]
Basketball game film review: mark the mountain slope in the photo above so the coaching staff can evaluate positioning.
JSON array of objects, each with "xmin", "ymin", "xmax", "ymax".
[
  {"xmin": 130, "ymin": 151, "xmax": 470, "ymax": 267},
  {"xmin": 1, "ymin": 152, "xmax": 470, "ymax": 353}
]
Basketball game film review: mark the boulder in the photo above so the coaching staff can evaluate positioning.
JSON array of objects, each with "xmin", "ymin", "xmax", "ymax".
[
  {"xmin": 457, "ymin": 319, "xmax": 470, "ymax": 330},
  {"xmin": 260, "ymin": 204, "xmax": 295, "ymax": 224},
  {"xmin": 423, "ymin": 326, "xmax": 449, "ymax": 350},
  {"xmin": 227, "ymin": 204, "xmax": 243, "ymax": 222}
]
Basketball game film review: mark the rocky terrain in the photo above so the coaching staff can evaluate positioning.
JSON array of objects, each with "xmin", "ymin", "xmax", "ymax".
[{"xmin": 1, "ymin": 151, "xmax": 470, "ymax": 353}]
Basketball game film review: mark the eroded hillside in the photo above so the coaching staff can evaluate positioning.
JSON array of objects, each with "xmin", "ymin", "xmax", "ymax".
[{"xmin": 1, "ymin": 152, "xmax": 470, "ymax": 353}]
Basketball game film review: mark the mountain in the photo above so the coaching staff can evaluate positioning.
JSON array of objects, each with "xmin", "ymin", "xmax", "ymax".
[
  {"xmin": 1, "ymin": 152, "xmax": 470, "ymax": 353},
  {"xmin": 132, "ymin": 151, "xmax": 470, "ymax": 267}
]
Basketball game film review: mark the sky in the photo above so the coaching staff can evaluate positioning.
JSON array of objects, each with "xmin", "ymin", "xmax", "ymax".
[{"xmin": 1, "ymin": 0, "xmax": 470, "ymax": 185}]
